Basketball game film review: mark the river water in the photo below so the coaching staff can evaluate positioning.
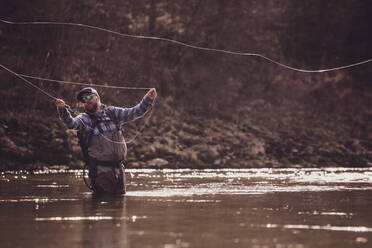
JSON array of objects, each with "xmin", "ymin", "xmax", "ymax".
[{"xmin": 1, "ymin": 168, "xmax": 372, "ymax": 248}]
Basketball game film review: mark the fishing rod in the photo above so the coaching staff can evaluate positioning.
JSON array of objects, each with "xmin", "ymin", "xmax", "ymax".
[{"xmin": 1, "ymin": 19, "xmax": 371, "ymax": 73}]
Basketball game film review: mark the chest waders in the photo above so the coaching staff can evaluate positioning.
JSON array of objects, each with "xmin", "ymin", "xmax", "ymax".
[{"xmin": 78, "ymin": 108, "xmax": 126, "ymax": 194}]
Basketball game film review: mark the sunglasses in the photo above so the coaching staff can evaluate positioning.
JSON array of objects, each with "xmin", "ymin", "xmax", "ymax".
[{"xmin": 82, "ymin": 94, "xmax": 96, "ymax": 103}]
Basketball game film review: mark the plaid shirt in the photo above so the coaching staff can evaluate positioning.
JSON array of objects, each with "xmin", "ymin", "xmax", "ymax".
[{"xmin": 58, "ymin": 96, "xmax": 154, "ymax": 133}]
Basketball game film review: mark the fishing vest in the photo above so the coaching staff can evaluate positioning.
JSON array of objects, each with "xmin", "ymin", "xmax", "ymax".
[{"xmin": 78, "ymin": 107, "xmax": 126, "ymax": 163}]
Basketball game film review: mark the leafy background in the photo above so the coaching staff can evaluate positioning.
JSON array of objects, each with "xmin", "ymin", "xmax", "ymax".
[{"xmin": 0, "ymin": 0, "xmax": 371, "ymax": 169}]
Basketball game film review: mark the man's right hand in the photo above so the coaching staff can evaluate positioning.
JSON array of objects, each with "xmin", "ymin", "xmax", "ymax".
[{"xmin": 56, "ymin": 99, "xmax": 66, "ymax": 109}]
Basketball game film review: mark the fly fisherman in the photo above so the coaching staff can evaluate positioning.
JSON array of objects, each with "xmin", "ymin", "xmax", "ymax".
[{"xmin": 56, "ymin": 87, "xmax": 157, "ymax": 194}]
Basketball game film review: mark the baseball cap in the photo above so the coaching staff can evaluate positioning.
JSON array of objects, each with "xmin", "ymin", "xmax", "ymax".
[{"xmin": 77, "ymin": 87, "xmax": 99, "ymax": 102}]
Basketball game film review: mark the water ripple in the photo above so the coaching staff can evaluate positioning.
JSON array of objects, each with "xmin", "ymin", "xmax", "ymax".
[{"xmin": 264, "ymin": 223, "xmax": 372, "ymax": 233}]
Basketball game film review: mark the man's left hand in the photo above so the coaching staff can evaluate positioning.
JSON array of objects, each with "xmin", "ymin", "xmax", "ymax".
[{"xmin": 147, "ymin": 88, "xmax": 157, "ymax": 100}]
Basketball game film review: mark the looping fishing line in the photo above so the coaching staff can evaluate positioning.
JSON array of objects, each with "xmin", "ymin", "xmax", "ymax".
[
  {"xmin": 0, "ymin": 18, "xmax": 370, "ymax": 151},
  {"xmin": 1, "ymin": 18, "xmax": 371, "ymax": 73},
  {"xmin": 78, "ymin": 104, "xmax": 154, "ymax": 145},
  {"xmin": 0, "ymin": 63, "xmax": 154, "ymax": 145},
  {"xmin": 16, "ymin": 73, "xmax": 153, "ymax": 90},
  {"xmin": 0, "ymin": 64, "xmax": 58, "ymax": 100}
]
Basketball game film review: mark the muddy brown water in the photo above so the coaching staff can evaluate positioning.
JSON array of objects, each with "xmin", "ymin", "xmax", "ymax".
[{"xmin": 1, "ymin": 168, "xmax": 372, "ymax": 248}]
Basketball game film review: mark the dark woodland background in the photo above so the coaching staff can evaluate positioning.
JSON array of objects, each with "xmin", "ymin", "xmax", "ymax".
[{"xmin": 0, "ymin": 0, "xmax": 371, "ymax": 170}]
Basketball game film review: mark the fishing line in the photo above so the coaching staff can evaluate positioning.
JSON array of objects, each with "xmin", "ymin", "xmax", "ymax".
[
  {"xmin": 79, "ymin": 120, "xmax": 135, "ymax": 145},
  {"xmin": 0, "ymin": 63, "xmax": 151, "ymax": 98},
  {"xmin": 0, "ymin": 64, "xmax": 58, "ymax": 100},
  {"xmin": 0, "ymin": 63, "xmax": 154, "ymax": 145},
  {"xmin": 1, "ymin": 18, "xmax": 371, "ymax": 73},
  {"xmin": 125, "ymin": 100, "xmax": 155, "ymax": 144},
  {"xmin": 17, "ymin": 73, "xmax": 152, "ymax": 90},
  {"xmin": 78, "ymin": 101, "xmax": 155, "ymax": 145}
]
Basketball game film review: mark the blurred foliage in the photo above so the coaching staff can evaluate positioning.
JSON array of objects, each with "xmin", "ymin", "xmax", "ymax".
[{"xmin": 0, "ymin": 0, "xmax": 371, "ymax": 169}]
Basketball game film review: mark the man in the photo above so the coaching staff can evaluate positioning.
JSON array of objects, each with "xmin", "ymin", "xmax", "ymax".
[{"xmin": 56, "ymin": 87, "xmax": 157, "ymax": 194}]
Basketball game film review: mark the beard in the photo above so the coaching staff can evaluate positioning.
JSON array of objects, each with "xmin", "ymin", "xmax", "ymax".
[{"xmin": 85, "ymin": 102, "xmax": 98, "ymax": 113}]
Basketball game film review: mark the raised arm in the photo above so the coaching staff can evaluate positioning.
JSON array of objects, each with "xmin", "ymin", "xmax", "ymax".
[
  {"xmin": 110, "ymin": 88, "xmax": 157, "ymax": 123},
  {"xmin": 56, "ymin": 99, "xmax": 86, "ymax": 130}
]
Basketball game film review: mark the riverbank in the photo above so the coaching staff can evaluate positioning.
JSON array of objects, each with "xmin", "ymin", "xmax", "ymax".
[{"xmin": 1, "ymin": 96, "xmax": 370, "ymax": 171}]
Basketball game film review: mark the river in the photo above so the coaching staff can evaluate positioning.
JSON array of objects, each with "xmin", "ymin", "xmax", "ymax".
[{"xmin": 1, "ymin": 168, "xmax": 372, "ymax": 248}]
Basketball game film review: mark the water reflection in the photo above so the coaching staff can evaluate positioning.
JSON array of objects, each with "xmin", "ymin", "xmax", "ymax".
[
  {"xmin": 126, "ymin": 168, "xmax": 372, "ymax": 197},
  {"xmin": 264, "ymin": 223, "xmax": 372, "ymax": 232},
  {"xmin": 1, "ymin": 168, "xmax": 372, "ymax": 247},
  {"xmin": 79, "ymin": 195, "xmax": 129, "ymax": 248},
  {"xmin": 35, "ymin": 216, "xmax": 117, "ymax": 221}
]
